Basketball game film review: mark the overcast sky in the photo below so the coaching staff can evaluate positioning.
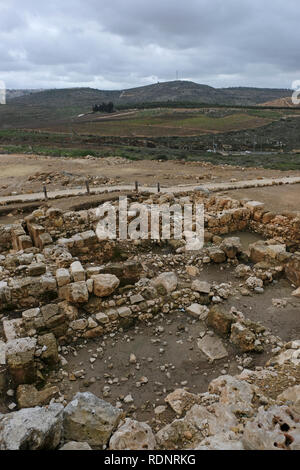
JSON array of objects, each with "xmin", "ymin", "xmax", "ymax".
[{"xmin": 0, "ymin": 0, "xmax": 299, "ymax": 90}]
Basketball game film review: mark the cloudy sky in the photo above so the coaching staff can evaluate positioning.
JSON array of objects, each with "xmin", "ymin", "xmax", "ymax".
[{"xmin": 0, "ymin": 0, "xmax": 299, "ymax": 90}]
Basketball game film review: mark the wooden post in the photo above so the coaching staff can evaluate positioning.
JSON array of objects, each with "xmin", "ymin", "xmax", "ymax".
[
  {"xmin": 157, "ymin": 182, "xmax": 160, "ymax": 193},
  {"xmin": 135, "ymin": 181, "xmax": 139, "ymax": 192},
  {"xmin": 43, "ymin": 185, "xmax": 48, "ymax": 201},
  {"xmin": 85, "ymin": 180, "xmax": 90, "ymax": 195}
]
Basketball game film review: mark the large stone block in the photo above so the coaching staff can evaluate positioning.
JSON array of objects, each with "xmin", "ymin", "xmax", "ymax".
[
  {"xmin": 63, "ymin": 392, "xmax": 122, "ymax": 446},
  {"xmin": 0, "ymin": 403, "xmax": 63, "ymax": 450},
  {"xmin": 65, "ymin": 281, "xmax": 89, "ymax": 304},
  {"xmin": 92, "ymin": 274, "xmax": 120, "ymax": 297},
  {"xmin": 6, "ymin": 337, "xmax": 37, "ymax": 386}
]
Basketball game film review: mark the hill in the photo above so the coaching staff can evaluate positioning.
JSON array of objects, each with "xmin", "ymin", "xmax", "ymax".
[
  {"xmin": 6, "ymin": 89, "xmax": 44, "ymax": 101},
  {"xmin": 260, "ymin": 97, "xmax": 300, "ymax": 107},
  {"xmin": 8, "ymin": 81, "xmax": 292, "ymax": 107}
]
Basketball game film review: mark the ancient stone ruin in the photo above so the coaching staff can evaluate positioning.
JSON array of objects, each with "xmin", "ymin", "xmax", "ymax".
[{"xmin": 0, "ymin": 190, "xmax": 299, "ymax": 450}]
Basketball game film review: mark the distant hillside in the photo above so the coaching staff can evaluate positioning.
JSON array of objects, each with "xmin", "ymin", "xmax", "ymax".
[
  {"xmin": 260, "ymin": 97, "xmax": 300, "ymax": 107},
  {"xmin": 8, "ymin": 81, "xmax": 292, "ymax": 107},
  {"xmin": 6, "ymin": 89, "xmax": 44, "ymax": 101}
]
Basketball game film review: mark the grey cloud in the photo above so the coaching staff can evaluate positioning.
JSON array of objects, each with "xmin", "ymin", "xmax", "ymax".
[{"xmin": 0, "ymin": 0, "xmax": 299, "ymax": 90}]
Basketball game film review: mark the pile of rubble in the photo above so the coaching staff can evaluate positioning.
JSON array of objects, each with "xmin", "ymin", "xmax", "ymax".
[
  {"xmin": 0, "ymin": 342, "xmax": 299, "ymax": 450},
  {"xmin": 0, "ymin": 190, "xmax": 299, "ymax": 450},
  {"xmin": 27, "ymin": 171, "xmax": 115, "ymax": 188}
]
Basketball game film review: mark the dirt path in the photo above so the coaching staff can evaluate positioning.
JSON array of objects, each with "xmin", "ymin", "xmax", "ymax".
[{"xmin": 0, "ymin": 175, "xmax": 299, "ymax": 205}]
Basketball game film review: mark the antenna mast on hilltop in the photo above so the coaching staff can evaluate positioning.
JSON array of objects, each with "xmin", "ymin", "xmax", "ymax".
[{"xmin": 176, "ymin": 71, "xmax": 179, "ymax": 80}]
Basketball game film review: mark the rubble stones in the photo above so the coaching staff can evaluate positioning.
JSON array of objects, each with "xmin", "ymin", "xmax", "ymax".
[
  {"xmin": 16, "ymin": 384, "xmax": 60, "ymax": 408},
  {"xmin": 6, "ymin": 337, "xmax": 37, "ymax": 386},
  {"xmin": 165, "ymin": 389, "xmax": 200, "ymax": 416},
  {"xmin": 207, "ymin": 306, "xmax": 236, "ymax": 337},
  {"xmin": 152, "ymin": 272, "xmax": 178, "ymax": 294},
  {"xmin": 207, "ymin": 247, "xmax": 226, "ymax": 264},
  {"xmin": 191, "ymin": 280, "xmax": 211, "ymax": 294},
  {"xmin": 220, "ymin": 237, "xmax": 242, "ymax": 259},
  {"xmin": 37, "ymin": 333, "xmax": 59, "ymax": 365},
  {"xmin": 70, "ymin": 261, "xmax": 85, "ymax": 282},
  {"xmin": 186, "ymin": 304, "xmax": 209, "ymax": 320},
  {"xmin": 230, "ymin": 322, "xmax": 258, "ymax": 352},
  {"xmin": 243, "ymin": 405, "xmax": 300, "ymax": 450},
  {"xmin": 65, "ymin": 281, "xmax": 89, "ymax": 304},
  {"xmin": 92, "ymin": 274, "xmax": 120, "ymax": 297},
  {"xmin": 0, "ymin": 404, "xmax": 63, "ymax": 450},
  {"xmin": 197, "ymin": 335, "xmax": 228, "ymax": 361},
  {"xmin": 56, "ymin": 268, "xmax": 71, "ymax": 287},
  {"xmin": 109, "ymin": 418, "xmax": 156, "ymax": 450},
  {"xmin": 60, "ymin": 441, "xmax": 92, "ymax": 450},
  {"xmin": 63, "ymin": 392, "xmax": 122, "ymax": 447}
]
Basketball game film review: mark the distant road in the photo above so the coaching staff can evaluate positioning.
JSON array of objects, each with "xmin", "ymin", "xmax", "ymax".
[{"xmin": 0, "ymin": 176, "xmax": 300, "ymax": 205}]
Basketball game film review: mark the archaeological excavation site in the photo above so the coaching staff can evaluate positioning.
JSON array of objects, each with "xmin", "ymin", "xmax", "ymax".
[{"xmin": 0, "ymin": 179, "xmax": 299, "ymax": 451}]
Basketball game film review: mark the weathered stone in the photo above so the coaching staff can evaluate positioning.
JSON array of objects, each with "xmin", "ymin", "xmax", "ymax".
[
  {"xmin": 285, "ymin": 254, "xmax": 300, "ymax": 287},
  {"xmin": 56, "ymin": 268, "xmax": 71, "ymax": 287},
  {"xmin": 92, "ymin": 274, "xmax": 120, "ymax": 297},
  {"xmin": 165, "ymin": 389, "xmax": 199, "ymax": 416},
  {"xmin": 277, "ymin": 385, "xmax": 300, "ymax": 414},
  {"xmin": 230, "ymin": 322, "xmax": 257, "ymax": 352},
  {"xmin": 207, "ymin": 306, "xmax": 235, "ymax": 337},
  {"xmin": 186, "ymin": 303, "xmax": 209, "ymax": 320},
  {"xmin": 235, "ymin": 264, "xmax": 252, "ymax": 278},
  {"xmin": 95, "ymin": 312, "xmax": 109, "ymax": 324},
  {"xmin": 38, "ymin": 333, "xmax": 59, "ymax": 365},
  {"xmin": 130, "ymin": 294, "xmax": 144, "ymax": 304},
  {"xmin": 152, "ymin": 272, "xmax": 178, "ymax": 294},
  {"xmin": 0, "ymin": 403, "xmax": 63, "ymax": 450},
  {"xmin": 70, "ymin": 261, "xmax": 85, "ymax": 282},
  {"xmin": 220, "ymin": 237, "xmax": 242, "ymax": 259},
  {"xmin": 196, "ymin": 433, "xmax": 244, "ymax": 450},
  {"xmin": 16, "ymin": 384, "xmax": 59, "ymax": 408},
  {"xmin": 197, "ymin": 335, "xmax": 228, "ymax": 361},
  {"xmin": 99, "ymin": 261, "xmax": 142, "ymax": 287},
  {"xmin": 292, "ymin": 287, "xmax": 300, "ymax": 297},
  {"xmin": 83, "ymin": 326, "xmax": 104, "ymax": 339},
  {"xmin": 70, "ymin": 319, "xmax": 88, "ymax": 331},
  {"xmin": 186, "ymin": 266, "xmax": 200, "ymax": 277},
  {"xmin": 3, "ymin": 319, "xmax": 24, "ymax": 341},
  {"xmin": 28, "ymin": 263, "xmax": 46, "ymax": 277},
  {"xmin": 65, "ymin": 281, "xmax": 89, "ymax": 304},
  {"xmin": 191, "ymin": 280, "xmax": 211, "ymax": 294},
  {"xmin": 209, "ymin": 375, "xmax": 256, "ymax": 417},
  {"xmin": 63, "ymin": 392, "xmax": 122, "ymax": 447},
  {"xmin": 245, "ymin": 276, "xmax": 263, "ymax": 290},
  {"xmin": 60, "ymin": 441, "xmax": 92, "ymax": 450},
  {"xmin": 250, "ymin": 241, "xmax": 287, "ymax": 264},
  {"xmin": 6, "ymin": 337, "xmax": 37, "ymax": 386},
  {"xmin": 117, "ymin": 306, "xmax": 132, "ymax": 318},
  {"xmin": 207, "ymin": 247, "xmax": 226, "ymax": 263},
  {"xmin": 41, "ymin": 304, "xmax": 59, "ymax": 322},
  {"xmin": 246, "ymin": 201, "xmax": 265, "ymax": 211},
  {"xmin": 243, "ymin": 405, "xmax": 300, "ymax": 450},
  {"xmin": 109, "ymin": 418, "xmax": 156, "ymax": 450},
  {"xmin": 156, "ymin": 418, "xmax": 199, "ymax": 450}
]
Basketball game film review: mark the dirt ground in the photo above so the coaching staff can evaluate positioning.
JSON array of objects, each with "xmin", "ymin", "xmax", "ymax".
[
  {"xmin": 1, "ymin": 153, "xmax": 300, "ymax": 198},
  {"xmin": 225, "ymin": 184, "xmax": 300, "ymax": 213}
]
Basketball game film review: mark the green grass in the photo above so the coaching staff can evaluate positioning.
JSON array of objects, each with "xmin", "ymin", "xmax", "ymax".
[{"xmin": 1, "ymin": 141, "xmax": 300, "ymax": 170}]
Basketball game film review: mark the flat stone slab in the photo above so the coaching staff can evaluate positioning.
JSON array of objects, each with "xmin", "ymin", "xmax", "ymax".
[{"xmin": 197, "ymin": 335, "xmax": 228, "ymax": 361}]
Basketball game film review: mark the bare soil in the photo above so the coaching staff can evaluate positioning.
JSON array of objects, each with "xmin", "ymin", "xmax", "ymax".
[
  {"xmin": 1, "ymin": 153, "xmax": 300, "ymax": 198},
  {"xmin": 225, "ymin": 183, "xmax": 300, "ymax": 213}
]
